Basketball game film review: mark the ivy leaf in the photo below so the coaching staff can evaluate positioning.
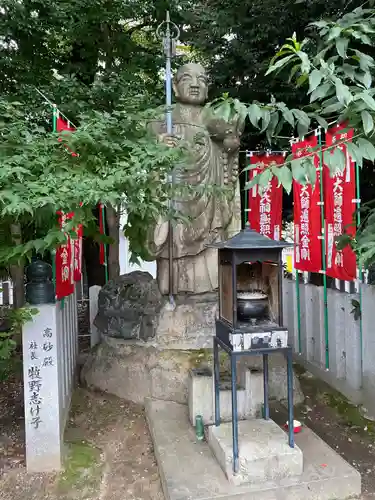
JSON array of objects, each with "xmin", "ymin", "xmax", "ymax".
[
  {"xmin": 361, "ymin": 110, "xmax": 374, "ymax": 135},
  {"xmin": 336, "ymin": 37, "xmax": 349, "ymax": 58},
  {"xmin": 308, "ymin": 69, "xmax": 323, "ymax": 93}
]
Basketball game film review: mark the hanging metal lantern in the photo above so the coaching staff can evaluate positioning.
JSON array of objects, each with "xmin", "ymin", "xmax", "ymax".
[{"xmin": 25, "ymin": 260, "xmax": 55, "ymax": 305}]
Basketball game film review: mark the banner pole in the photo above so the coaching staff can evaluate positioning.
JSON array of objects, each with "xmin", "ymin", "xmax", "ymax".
[
  {"xmin": 355, "ymin": 161, "xmax": 363, "ymax": 380},
  {"xmin": 295, "ymin": 271, "xmax": 302, "ymax": 354},
  {"xmin": 100, "ymin": 203, "xmax": 109, "ymax": 284},
  {"xmin": 317, "ymin": 128, "xmax": 329, "ymax": 370},
  {"xmin": 245, "ymin": 152, "xmax": 252, "ymax": 227},
  {"xmin": 52, "ymin": 105, "xmax": 58, "ymax": 301}
]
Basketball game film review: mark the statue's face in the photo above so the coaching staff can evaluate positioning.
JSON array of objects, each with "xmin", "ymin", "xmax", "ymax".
[{"xmin": 173, "ymin": 64, "xmax": 208, "ymax": 105}]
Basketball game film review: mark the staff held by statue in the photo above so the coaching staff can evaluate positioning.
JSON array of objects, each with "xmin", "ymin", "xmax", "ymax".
[{"xmin": 156, "ymin": 12, "xmax": 180, "ymax": 309}]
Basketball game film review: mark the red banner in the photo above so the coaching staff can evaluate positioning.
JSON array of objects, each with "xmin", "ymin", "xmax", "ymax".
[
  {"xmin": 324, "ymin": 124, "xmax": 356, "ymax": 281},
  {"xmin": 247, "ymin": 154, "xmax": 283, "ymax": 240},
  {"xmin": 292, "ymin": 136, "xmax": 322, "ymax": 273},
  {"xmin": 73, "ymin": 224, "xmax": 83, "ymax": 281},
  {"xmin": 57, "ymin": 116, "xmax": 78, "ymax": 157},
  {"xmin": 55, "ymin": 212, "xmax": 75, "ymax": 299},
  {"xmin": 55, "ymin": 116, "xmax": 82, "ymax": 283}
]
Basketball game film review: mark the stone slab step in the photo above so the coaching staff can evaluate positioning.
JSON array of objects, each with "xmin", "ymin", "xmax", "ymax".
[
  {"xmin": 207, "ymin": 419, "xmax": 303, "ymax": 485},
  {"xmin": 145, "ymin": 398, "xmax": 361, "ymax": 500}
]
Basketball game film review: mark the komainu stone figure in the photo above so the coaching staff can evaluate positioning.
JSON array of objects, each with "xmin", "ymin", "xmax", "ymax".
[{"xmin": 147, "ymin": 62, "xmax": 242, "ymax": 295}]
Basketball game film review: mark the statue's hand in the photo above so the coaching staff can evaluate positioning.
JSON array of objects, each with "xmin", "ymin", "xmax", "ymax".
[
  {"xmin": 158, "ymin": 133, "xmax": 180, "ymax": 148},
  {"xmin": 223, "ymin": 134, "xmax": 241, "ymax": 153}
]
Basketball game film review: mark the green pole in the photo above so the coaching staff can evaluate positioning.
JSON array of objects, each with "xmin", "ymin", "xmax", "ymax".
[
  {"xmin": 355, "ymin": 161, "xmax": 363, "ymax": 380},
  {"xmin": 101, "ymin": 203, "xmax": 109, "ymax": 283},
  {"xmin": 295, "ymin": 271, "xmax": 302, "ymax": 354},
  {"xmin": 318, "ymin": 129, "xmax": 329, "ymax": 370}
]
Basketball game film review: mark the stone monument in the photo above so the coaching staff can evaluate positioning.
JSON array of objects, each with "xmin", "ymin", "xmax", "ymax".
[{"xmin": 82, "ymin": 62, "xmax": 304, "ymax": 406}]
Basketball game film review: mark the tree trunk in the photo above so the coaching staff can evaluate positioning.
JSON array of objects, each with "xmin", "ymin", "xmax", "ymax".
[
  {"xmin": 106, "ymin": 205, "xmax": 120, "ymax": 280},
  {"xmin": 9, "ymin": 224, "xmax": 24, "ymax": 308}
]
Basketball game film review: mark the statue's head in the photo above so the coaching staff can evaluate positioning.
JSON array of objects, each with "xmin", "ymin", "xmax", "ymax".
[{"xmin": 173, "ymin": 63, "xmax": 208, "ymax": 106}]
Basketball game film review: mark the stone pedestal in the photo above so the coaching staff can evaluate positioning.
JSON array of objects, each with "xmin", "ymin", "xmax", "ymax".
[
  {"xmin": 82, "ymin": 272, "xmax": 305, "ymax": 405},
  {"xmin": 188, "ymin": 368, "xmax": 264, "ymax": 426},
  {"xmin": 207, "ymin": 420, "xmax": 303, "ymax": 486},
  {"xmin": 146, "ymin": 399, "xmax": 361, "ymax": 500}
]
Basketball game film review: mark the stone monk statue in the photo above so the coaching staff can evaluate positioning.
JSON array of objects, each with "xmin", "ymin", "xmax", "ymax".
[{"xmin": 147, "ymin": 62, "xmax": 242, "ymax": 295}]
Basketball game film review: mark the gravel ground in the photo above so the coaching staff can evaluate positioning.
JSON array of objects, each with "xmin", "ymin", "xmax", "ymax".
[
  {"xmin": 1, "ymin": 301, "xmax": 375, "ymax": 500},
  {"xmin": 0, "ymin": 387, "xmax": 164, "ymax": 500}
]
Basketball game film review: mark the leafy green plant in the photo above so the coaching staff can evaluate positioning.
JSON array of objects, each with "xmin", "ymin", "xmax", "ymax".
[
  {"xmin": 207, "ymin": 5, "xmax": 375, "ymax": 267},
  {"xmin": 0, "ymin": 306, "xmax": 38, "ymax": 380}
]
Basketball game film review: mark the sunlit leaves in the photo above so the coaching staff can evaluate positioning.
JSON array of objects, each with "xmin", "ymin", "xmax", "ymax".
[{"xmin": 361, "ymin": 110, "xmax": 374, "ymax": 135}]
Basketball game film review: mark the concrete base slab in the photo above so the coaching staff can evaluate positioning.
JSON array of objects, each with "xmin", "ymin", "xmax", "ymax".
[
  {"xmin": 188, "ymin": 368, "xmax": 264, "ymax": 426},
  {"xmin": 146, "ymin": 398, "xmax": 361, "ymax": 500},
  {"xmin": 207, "ymin": 420, "xmax": 303, "ymax": 485}
]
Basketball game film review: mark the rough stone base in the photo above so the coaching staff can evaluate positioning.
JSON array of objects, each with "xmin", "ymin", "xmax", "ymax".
[
  {"xmin": 146, "ymin": 398, "xmax": 361, "ymax": 500},
  {"xmin": 82, "ymin": 336, "xmax": 305, "ymax": 405},
  {"xmin": 207, "ymin": 420, "xmax": 303, "ymax": 485},
  {"xmin": 188, "ymin": 368, "xmax": 264, "ymax": 426}
]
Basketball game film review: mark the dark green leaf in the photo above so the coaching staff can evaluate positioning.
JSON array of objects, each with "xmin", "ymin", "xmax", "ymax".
[
  {"xmin": 357, "ymin": 138, "xmax": 375, "ymax": 161},
  {"xmin": 248, "ymin": 103, "xmax": 262, "ymax": 128},
  {"xmin": 335, "ymin": 79, "xmax": 353, "ymax": 106},
  {"xmin": 258, "ymin": 169, "xmax": 273, "ymax": 187},
  {"xmin": 346, "ymin": 141, "xmax": 363, "ymax": 166},
  {"xmin": 327, "ymin": 26, "xmax": 342, "ymax": 41},
  {"xmin": 260, "ymin": 109, "xmax": 271, "ymax": 132},
  {"xmin": 310, "ymin": 83, "xmax": 333, "ymax": 103},
  {"xmin": 336, "ymin": 37, "xmax": 349, "ymax": 58},
  {"xmin": 360, "ymin": 91, "xmax": 375, "ymax": 111},
  {"xmin": 273, "ymin": 165, "xmax": 293, "ymax": 194},
  {"xmin": 266, "ymin": 54, "xmax": 296, "ymax": 75},
  {"xmin": 308, "ymin": 69, "xmax": 323, "ymax": 93},
  {"xmin": 291, "ymin": 158, "xmax": 307, "ymax": 184},
  {"xmin": 361, "ymin": 110, "xmax": 374, "ymax": 135},
  {"xmin": 314, "ymin": 115, "xmax": 329, "ymax": 130},
  {"xmin": 282, "ymin": 108, "xmax": 295, "ymax": 127}
]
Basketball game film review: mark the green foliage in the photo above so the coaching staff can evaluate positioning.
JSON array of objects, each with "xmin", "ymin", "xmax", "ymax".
[
  {"xmin": 207, "ymin": 5, "xmax": 375, "ymax": 266},
  {"xmin": 0, "ymin": 95, "xmax": 183, "ymax": 265},
  {"xmin": 0, "ymin": 306, "xmax": 38, "ymax": 380}
]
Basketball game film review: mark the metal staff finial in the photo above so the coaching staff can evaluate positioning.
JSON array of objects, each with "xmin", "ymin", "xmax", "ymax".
[{"xmin": 156, "ymin": 12, "xmax": 180, "ymax": 309}]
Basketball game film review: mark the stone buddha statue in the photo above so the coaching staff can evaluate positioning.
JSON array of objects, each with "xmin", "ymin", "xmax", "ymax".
[{"xmin": 147, "ymin": 62, "xmax": 242, "ymax": 295}]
